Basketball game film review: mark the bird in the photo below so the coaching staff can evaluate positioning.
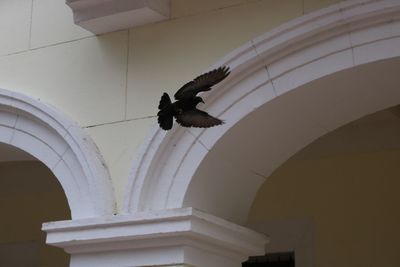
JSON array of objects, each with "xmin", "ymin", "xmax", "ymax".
[{"xmin": 157, "ymin": 66, "xmax": 230, "ymax": 131}]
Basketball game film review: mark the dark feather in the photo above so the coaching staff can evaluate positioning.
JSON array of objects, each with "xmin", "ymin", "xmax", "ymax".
[
  {"xmin": 176, "ymin": 109, "xmax": 223, "ymax": 128},
  {"xmin": 157, "ymin": 66, "xmax": 230, "ymax": 130},
  {"xmin": 157, "ymin": 93, "xmax": 173, "ymax": 130},
  {"xmin": 158, "ymin": 92, "xmax": 171, "ymax": 110},
  {"xmin": 157, "ymin": 110, "xmax": 173, "ymax": 130},
  {"xmin": 174, "ymin": 66, "xmax": 230, "ymax": 100}
]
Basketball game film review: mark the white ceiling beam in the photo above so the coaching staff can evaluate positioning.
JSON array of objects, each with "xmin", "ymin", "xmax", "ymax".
[{"xmin": 66, "ymin": 0, "xmax": 170, "ymax": 34}]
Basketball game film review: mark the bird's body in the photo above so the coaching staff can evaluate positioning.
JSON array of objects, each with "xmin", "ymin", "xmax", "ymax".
[{"xmin": 157, "ymin": 66, "xmax": 230, "ymax": 130}]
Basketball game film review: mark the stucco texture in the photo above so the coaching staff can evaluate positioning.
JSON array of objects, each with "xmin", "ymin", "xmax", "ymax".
[
  {"xmin": 0, "ymin": 0, "xmax": 343, "ymax": 210},
  {"xmin": 0, "ymin": 161, "xmax": 70, "ymax": 266},
  {"xmin": 249, "ymin": 142, "xmax": 400, "ymax": 266}
]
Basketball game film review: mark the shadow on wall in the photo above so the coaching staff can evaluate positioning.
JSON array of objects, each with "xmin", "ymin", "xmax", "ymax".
[{"xmin": 0, "ymin": 158, "xmax": 71, "ymax": 267}]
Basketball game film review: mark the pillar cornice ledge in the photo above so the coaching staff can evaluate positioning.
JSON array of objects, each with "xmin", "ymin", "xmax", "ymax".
[
  {"xmin": 43, "ymin": 208, "xmax": 267, "ymax": 267},
  {"xmin": 66, "ymin": 0, "xmax": 170, "ymax": 34}
]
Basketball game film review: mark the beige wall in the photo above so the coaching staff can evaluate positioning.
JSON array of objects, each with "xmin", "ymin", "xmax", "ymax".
[
  {"xmin": 248, "ymin": 121, "xmax": 400, "ymax": 266},
  {"xmin": 0, "ymin": 0, "xmax": 341, "ymax": 210},
  {"xmin": 0, "ymin": 161, "xmax": 70, "ymax": 267}
]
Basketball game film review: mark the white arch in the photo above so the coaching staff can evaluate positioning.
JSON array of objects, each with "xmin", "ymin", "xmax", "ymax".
[
  {"xmin": 0, "ymin": 89, "xmax": 115, "ymax": 219},
  {"xmin": 124, "ymin": 0, "xmax": 400, "ymax": 220}
]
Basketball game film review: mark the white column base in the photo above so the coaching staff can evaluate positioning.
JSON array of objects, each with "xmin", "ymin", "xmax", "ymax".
[{"xmin": 43, "ymin": 208, "xmax": 268, "ymax": 267}]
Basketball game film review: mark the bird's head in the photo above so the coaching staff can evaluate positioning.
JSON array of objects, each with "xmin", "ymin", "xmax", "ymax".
[{"xmin": 194, "ymin": 97, "xmax": 205, "ymax": 105}]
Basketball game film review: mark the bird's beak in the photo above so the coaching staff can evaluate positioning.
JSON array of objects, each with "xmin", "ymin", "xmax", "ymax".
[{"xmin": 201, "ymin": 99, "xmax": 205, "ymax": 104}]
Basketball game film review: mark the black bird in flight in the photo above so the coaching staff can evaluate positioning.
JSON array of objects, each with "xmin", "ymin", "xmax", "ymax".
[{"xmin": 157, "ymin": 66, "xmax": 230, "ymax": 131}]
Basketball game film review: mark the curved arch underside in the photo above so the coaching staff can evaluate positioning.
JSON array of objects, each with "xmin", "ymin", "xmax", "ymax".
[
  {"xmin": 125, "ymin": 0, "xmax": 400, "ymax": 223},
  {"xmin": 0, "ymin": 89, "xmax": 115, "ymax": 219},
  {"xmin": 185, "ymin": 57, "xmax": 400, "ymax": 223}
]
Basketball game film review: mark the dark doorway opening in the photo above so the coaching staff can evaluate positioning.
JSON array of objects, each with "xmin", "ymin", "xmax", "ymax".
[{"xmin": 243, "ymin": 252, "xmax": 295, "ymax": 267}]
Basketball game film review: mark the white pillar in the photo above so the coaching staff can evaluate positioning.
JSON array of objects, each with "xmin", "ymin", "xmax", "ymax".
[{"xmin": 43, "ymin": 208, "xmax": 268, "ymax": 267}]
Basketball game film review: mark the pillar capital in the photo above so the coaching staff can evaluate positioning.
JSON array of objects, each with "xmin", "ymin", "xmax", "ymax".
[{"xmin": 43, "ymin": 208, "xmax": 267, "ymax": 267}]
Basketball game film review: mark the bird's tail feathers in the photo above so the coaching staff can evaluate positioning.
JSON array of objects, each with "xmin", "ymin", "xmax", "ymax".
[
  {"xmin": 158, "ymin": 92, "xmax": 172, "ymax": 110},
  {"xmin": 157, "ymin": 93, "xmax": 173, "ymax": 130}
]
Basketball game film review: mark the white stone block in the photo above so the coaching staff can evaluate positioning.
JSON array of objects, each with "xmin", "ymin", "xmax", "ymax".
[
  {"xmin": 11, "ymin": 129, "xmax": 61, "ymax": 169},
  {"xmin": 353, "ymin": 36, "xmax": 400, "ymax": 66},
  {"xmin": 66, "ymin": 0, "xmax": 170, "ymax": 34},
  {"xmin": 268, "ymin": 34, "xmax": 352, "ymax": 79},
  {"xmin": 272, "ymin": 49, "xmax": 354, "ymax": 96}
]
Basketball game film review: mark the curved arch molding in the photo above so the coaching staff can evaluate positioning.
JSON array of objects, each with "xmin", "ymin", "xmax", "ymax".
[
  {"xmin": 125, "ymin": 0, "xmax": 400, "ymax": 220},
  {"xmin": 0, "ymin": 89, "xmax": 115, "ymax": 219}
]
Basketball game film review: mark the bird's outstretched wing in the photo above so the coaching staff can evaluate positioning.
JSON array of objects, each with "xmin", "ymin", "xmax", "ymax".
[
  {"xmin": 176, "ymin": 109, "xmax": 223, "ymax": 128},
  {"xmin": 174, "ymin": 66, "xmax": 230, "ymax": 100}
]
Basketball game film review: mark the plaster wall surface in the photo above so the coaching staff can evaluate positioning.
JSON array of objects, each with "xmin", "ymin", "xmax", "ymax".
[
  {"xmin": 0, "ymin": 0, "xmax": 342, "ymax": 210},
  {"xmin": 0, "ymin": 161, "xmax": 70, "ymax": 266},
  {"xmin": 248, "ymin": 110, "xmax": 400, "ymax": 266}
]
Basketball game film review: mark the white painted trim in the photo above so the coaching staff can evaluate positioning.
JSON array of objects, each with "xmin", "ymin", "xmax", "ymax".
[
  {"xmin": 43, "ymin": 208, "xmax": 268, "ymax": 267},
  {"xmin": 66, "ymin": 0, "xmax": 170, "ymax": 34},
  {"xmin": 124, "ymin": 0, "xmax": 400, "ymax": 222},
  {"xmin": 0, "ymin": 88, "xmax": 115, "ymax": 218}
]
